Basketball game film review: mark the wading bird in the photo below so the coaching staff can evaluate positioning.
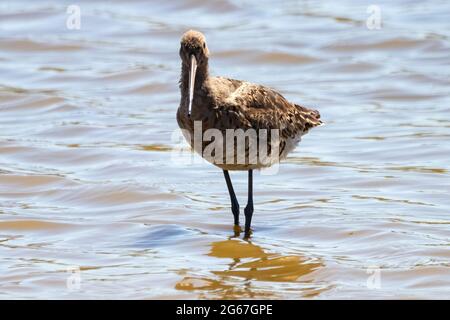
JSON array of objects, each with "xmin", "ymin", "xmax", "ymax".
[{"xmin": 177, "ymin": 30, "xmax": 322, "ymax": 238}]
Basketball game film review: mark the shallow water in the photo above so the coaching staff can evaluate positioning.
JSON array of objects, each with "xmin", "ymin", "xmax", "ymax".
[{"xmin": 0, "ymin": 0, "xmax": 449, "ymax": 299}]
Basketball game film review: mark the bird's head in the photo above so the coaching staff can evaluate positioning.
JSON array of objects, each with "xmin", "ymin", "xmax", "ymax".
[
  {"xmin": 180, "ymin": 30, "xmax": 209, "ymax": 116},
  {"xmin": 180, "ymin": 30, "xmax": 209, "ymax": 66}
]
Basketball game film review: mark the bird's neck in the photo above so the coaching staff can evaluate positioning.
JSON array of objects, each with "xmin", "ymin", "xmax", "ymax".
[{"xmin": 180, "ymin": 60, "xmax": 209, "ymax": 108}]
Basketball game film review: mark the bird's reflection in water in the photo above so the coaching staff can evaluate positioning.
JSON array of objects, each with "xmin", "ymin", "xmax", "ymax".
[{"xmin": 175, "ymin": 237, "xmax": 327, "ymax": 299}]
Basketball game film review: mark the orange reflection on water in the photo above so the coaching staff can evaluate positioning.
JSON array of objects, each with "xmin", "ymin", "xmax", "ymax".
[{"xmin": 176, "ymin": 239, "xmax": 326, "ymax": 299}]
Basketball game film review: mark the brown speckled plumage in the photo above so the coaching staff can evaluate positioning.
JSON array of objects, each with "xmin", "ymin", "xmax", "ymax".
[
  {"xmin": 177, "ymin": 30, "xmax": 322, "ymax": 170},
  {"xmin": 176, "ymin": 30, "xmax": 322, "ymax": 237}
]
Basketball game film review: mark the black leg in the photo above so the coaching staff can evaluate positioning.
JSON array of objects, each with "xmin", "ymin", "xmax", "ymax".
[
  {"xmin": 244, "ymin": 169, "xmax": 254, "ymax": 238},
  {"xmin": 223, "ymin": 170, "xmax": 239, "ymax": 225}
]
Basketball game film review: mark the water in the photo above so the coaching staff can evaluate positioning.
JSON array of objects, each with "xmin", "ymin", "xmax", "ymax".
[{"xmin": 0, "ymin": 0, "xmax": 449, "ymax": 299}]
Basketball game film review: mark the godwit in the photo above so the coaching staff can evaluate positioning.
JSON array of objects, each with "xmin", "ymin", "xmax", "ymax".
[{"xmin": 177, "ymin": 30, "xmax": 322, "ymax": 238}]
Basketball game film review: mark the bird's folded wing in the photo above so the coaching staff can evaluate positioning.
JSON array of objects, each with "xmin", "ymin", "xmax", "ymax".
[{"xmin": 215, "ymin": 81, "xmax": 321, "ymax": 139}]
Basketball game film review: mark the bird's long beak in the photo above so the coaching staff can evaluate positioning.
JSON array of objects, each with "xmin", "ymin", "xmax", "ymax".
[{"xmin": 188, "ymin": 54, "xmax": 197, "ymax": 117}]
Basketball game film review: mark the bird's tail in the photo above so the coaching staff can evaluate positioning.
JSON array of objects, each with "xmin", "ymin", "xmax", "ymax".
[{"xmin": 295, "ymin": 104, "xmax": 323, "ymax": 128}]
